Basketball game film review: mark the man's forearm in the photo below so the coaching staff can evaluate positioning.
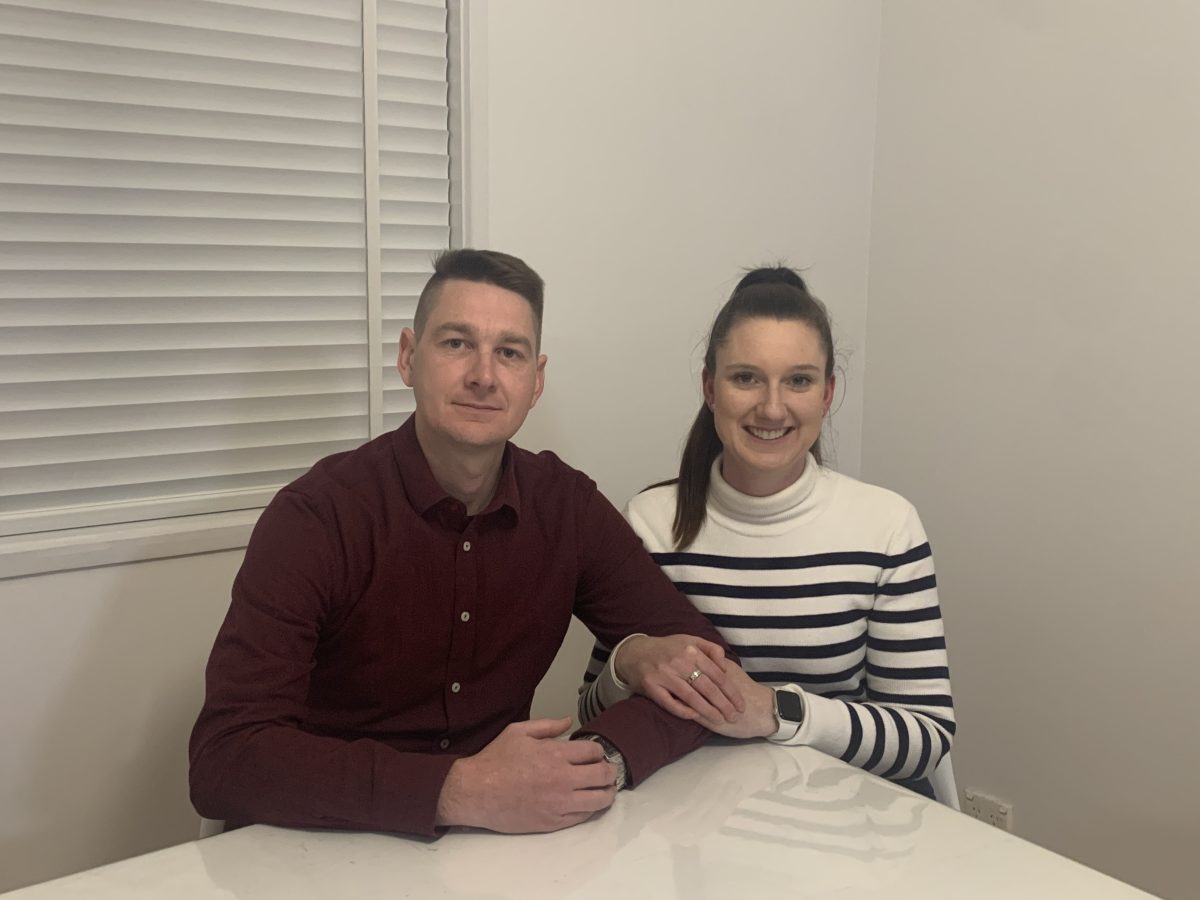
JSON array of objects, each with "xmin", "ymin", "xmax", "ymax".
[
  {"xmin": 574, "ymin": 694, "xmax": 710, "ymax": 789},
  {"xmin": 190, "ymin": 722, "xmax": 458, "ymax": 837}
]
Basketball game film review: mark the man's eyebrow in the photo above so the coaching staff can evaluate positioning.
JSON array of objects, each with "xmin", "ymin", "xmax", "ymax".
[
  {"xmin": 496, "ymin": 332, "xmax": 533, "ymax": 352},
  {"xmin": 431, "ymin": 321, "xmax": 478, "ymax": 339}
]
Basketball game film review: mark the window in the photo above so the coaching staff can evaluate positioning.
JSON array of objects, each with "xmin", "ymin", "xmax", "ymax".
[{"xmin": 0, "ymin": 0, "xmax": 459, "ymax": 577}]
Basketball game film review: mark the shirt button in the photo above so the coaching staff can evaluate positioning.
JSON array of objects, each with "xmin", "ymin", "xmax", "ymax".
[
  {"xmin": 451, "ymin": 682, "xmax": 461, "ymax": 693},
  {"xmin": 460, "ymin": 611, "xmax": 470, "ymax": 622},
  {"xmin": 462, "ymin": 541, "xmax": 471, "ymax": 552},
  {"xmin": 439, "ymin": 738, "xmax": 450, "ymax": 750}
]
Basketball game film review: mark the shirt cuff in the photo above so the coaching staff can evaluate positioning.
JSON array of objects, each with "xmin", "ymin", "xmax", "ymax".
[{"xmin": 594, "ymin": 632, "xmax": 645, "ymax": 707}]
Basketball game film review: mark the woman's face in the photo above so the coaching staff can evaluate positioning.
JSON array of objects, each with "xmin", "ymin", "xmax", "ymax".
[{"xmin": 703, "ymin": 317, "xmax": 834, "ymax": 497}]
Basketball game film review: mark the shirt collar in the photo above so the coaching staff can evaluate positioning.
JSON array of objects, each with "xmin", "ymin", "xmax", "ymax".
[{"xmin": 391, "ymin": 415, "xmax": 521, "ymax": 525}]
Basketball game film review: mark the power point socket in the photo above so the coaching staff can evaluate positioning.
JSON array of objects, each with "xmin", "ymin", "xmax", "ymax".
[{"xmin": 962, "ymin": 789, "xmax": 1014, "ymax": 832}]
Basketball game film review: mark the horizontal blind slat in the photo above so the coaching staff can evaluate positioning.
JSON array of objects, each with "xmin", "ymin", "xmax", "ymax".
[{"xmin": 0, "ymin": 369, "xmax": 368, "ymax": 411}]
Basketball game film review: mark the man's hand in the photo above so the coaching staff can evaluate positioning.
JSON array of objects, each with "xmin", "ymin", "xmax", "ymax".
[
  {"xmin": 693, "ymin": 659, "xmax": 777, "ymax": 739},
  {"xmin": 435, "ymin": 718, "xmax": 618, "ymax": 833},
  {"xmin": 614, "ymin": 634, "xmax": 746, "ymax": 723}
]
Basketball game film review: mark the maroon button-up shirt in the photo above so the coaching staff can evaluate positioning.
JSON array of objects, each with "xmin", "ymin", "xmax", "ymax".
[{"xmin": 189, "ymin": 417, "xmax": 727, "ymax": 836}]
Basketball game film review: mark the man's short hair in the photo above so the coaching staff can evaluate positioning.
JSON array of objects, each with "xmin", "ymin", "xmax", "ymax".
[{"xmin": 414, "ymin": 249, "xmax": 545, "ymax": 349}]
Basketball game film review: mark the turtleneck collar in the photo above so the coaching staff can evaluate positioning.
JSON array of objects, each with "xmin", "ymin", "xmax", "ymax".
[{"xmin": 707, "ymin": 452, "xmax": 825, "ymax": 528}]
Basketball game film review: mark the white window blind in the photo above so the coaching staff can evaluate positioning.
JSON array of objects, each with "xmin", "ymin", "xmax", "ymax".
[{"xmin": 0, "ymin": 0, "xmax": 451, "ymax": 540}]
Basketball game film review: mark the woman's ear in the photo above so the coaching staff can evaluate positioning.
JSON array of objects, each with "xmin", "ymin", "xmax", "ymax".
[{"xmin": 702, "ymin": 368, "xmax": 716, "ymax": 410}]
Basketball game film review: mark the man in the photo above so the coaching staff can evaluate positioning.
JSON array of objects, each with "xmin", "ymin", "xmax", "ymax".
[{"xmin": 189, "ymin": 249, "xmax": 741, "ymax": 837}]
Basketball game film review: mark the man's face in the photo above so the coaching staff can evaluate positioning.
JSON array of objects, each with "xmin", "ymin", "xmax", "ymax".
[{"xmin": 398, "ymin": 279, "xmax": 546, "ymax": 454}]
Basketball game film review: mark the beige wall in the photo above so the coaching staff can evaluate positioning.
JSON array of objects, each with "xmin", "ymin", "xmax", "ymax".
[
  {"xmin": 861, "ymin": 3, "xmax": 1200, "ymax": 898},
  {"xmin": 471, "ymin": 0, "xmax": 883, "ymax": 720},
  {"xmin": 0, "ymin": 551, "xmax": 241, "ymax": 891},
  {"xmin": 0, "ymin": 1, "xmax": 882, "ymax": 890}
]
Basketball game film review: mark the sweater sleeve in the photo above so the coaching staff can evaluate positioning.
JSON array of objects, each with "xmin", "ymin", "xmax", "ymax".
[
  {"xmin": 568, "ymin": 479, "xmax": 733, "ymax": 787},
  {"xmin": 773, "ymin": 503, "xmax": 955, "ymax": 781},
  {"xmin": 188, "ymin": 489, "xmax": 457, "ymax": 837}
]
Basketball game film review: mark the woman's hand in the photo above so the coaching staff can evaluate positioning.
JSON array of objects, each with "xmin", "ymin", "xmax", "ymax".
[
  {"xmin": 613, "ymin": 634, "xmax": 746, "ymax": 723},
  {"xmin": 693, "ymin": 659, "xmax": 777, "ymax": 739}
]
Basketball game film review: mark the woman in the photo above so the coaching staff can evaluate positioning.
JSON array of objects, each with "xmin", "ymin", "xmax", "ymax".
[{"xmin": 579, "ymin": 267, "xmax": 954, "ymax": 796}]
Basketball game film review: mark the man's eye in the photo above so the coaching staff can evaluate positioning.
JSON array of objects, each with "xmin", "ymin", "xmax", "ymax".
[
  {"xmin": 498, "ymin": 347, "xmax": 522, "ymax": 361},
  {"xmin": 445, "ymin": 338, "xmax": 465, "ymax": 349}
]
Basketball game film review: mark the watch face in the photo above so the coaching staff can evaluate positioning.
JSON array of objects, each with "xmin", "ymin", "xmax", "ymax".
[{"xmin": 775, "ymin": 689, "xmax": 804, "ymax": 724}]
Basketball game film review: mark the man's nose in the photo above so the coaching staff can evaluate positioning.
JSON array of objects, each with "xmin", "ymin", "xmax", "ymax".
[{"xmin": 466, "ymin": 349, "xmax": 497, "ymax": 389}]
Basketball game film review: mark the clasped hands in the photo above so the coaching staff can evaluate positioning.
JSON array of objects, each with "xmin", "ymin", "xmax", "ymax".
[
  {"xmin": 613, "ymin": 634, "xmax": 777, "ymax": 739},
  {"xmin": 435, "ymin": 636, "xmax": 777, "ymax": 836}
]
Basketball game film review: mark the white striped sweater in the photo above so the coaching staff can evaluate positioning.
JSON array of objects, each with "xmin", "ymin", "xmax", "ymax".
[{"xmin": 579, "ymin": 455, "xmax": 955, "ymax": 783}]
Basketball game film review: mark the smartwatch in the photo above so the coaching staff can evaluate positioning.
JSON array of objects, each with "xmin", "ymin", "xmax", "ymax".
[{"xmin": 770, "ymin": 688, "xmax": 805, "ymax": 742}]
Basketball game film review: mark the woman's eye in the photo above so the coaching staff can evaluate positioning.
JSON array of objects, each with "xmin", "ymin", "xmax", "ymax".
[
  {"xmin": 789, "ymin": 375, "xmax": 813, "ymax": 388},
  {"xmin": 731, "ymin": 372, "xmax": 756, "ymax": 385}
]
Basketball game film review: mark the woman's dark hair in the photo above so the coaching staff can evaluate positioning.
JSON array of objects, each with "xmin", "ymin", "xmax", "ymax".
[{"xmin": 670, "ymin": 266, "xmax": 835, "ymax": 550}]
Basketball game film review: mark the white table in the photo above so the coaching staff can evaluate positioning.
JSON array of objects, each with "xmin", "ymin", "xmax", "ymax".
[{"xmin": 3, "ymin": 742, "xmax": 1154, "ymax": 899}]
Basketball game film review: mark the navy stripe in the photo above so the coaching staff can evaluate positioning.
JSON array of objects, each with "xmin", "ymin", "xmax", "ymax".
[
  {"xmin": 840, "ymin": 704, "xmax": 864, "ymax": 763},
  {"xmin": 868, "ymin": 635, "xmax": 946, "ymax": 653},
  {"xmin": 913, "ymin": 718, "xmax": 933, "ymax": 780},
  {"xmin": 706, "ymin": 609, "xmax": 866, "ymax": 629},
  {"xmin": 876, "ymin": 574, "xmax": 938, "ymax": 596},
  {"xmin": 862, "ymin": 705, "xmax": 887, "ymax": 771},
  {"xmin": 735, "ymin": 633, "xmax": 866, "ymax": 659},
  {"xmin": 748, "ymin": 661, "xmax": 864, "ymax": 686},
  {"xmin": 867, "ymin": 690, "xmax": 954, "ymax": 707},
  {"xmin": 653, "ymin": 543, "xmax": 932, "ymax": 571},
  {"xmin": 867, "ymin": 662, "xmax": 950, "ymax": 680},
  {"xmin": 677, "ymin": 580, "xmax": 877, "ymax": 600},
  {"xmin": 590, "ymin": 645, "xmax": 611, "ymax": 664},
  {"xmin": 880, "ymin": 707, "xmax": 910, "ymax": 780},
  {"xmin": 926, "ymin": 713, "xmax": 958, "ymax": 736},
  {"xmin": 936, "ymin": 725, "xmax": 950, "ymax": 759},
  {"xmin": 582, "ymin": 670, "xmax": 597, "ymax": 684},
  {"xmin": 869, "ymin": 605, "xmax": 941, "ymax": 624}
]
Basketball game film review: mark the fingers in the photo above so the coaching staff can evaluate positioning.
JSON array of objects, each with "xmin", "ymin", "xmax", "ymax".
[
  {"xmin": 567, "ymin": 760, "xmax": 619, "ymax": 791},
  {"xmin": 559, "ymin": 739, "xmax": 607, "ymax": 765},
  {"xmin": 669, "ymin": 678, "xmax": 730, "ymax": 724},
  {"xmin": 567, "ymin": 783, "xmax": 618, "ymax": 815},
  {"xmin": 692, "ymin": 637, "xmax": 726, "ymax": 664},
  {"xmin": 686, "ymin": 663, "xmax": 745, "ymax": 720},
  {"xmin": 516, "ymin": 717, "xmax": 574, "ymax": 740}
]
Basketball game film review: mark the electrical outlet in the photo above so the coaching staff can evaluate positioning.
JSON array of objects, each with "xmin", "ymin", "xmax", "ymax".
[{"xmin": 962, "ymin": 789, "xmax": 1014, "ymax": 832}]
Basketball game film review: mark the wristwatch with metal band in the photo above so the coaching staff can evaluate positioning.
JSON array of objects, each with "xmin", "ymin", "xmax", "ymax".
[{"xmin": 582, "ymin": 735, "xmax": 628, "ymax": 789}]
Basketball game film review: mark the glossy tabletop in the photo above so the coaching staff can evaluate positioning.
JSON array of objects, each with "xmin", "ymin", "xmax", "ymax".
[{"xmin": 4, "ymin": 742, "xmax": 1153, "ymax": 899}]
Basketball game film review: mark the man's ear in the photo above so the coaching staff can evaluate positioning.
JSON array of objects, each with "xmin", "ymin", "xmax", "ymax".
[
  {"xmin": 529, "ymin": 354, "xmax": 548, "ymax": 408},
  {"xmin": 397, "ymin": 327, "xmax": 417, "ymax": 387}
]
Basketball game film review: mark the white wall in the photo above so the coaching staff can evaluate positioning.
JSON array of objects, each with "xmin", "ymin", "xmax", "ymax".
[
  {"xmin": 0, "ymin": 551, "xmax": 241, "ymax": 891},
  {"xmin": 0, "ymin": 2, "xmax": 882, "ymax": 890},
  {"xmin": 862, "ymin": 3, "xmax": 1200, "ymax": 897},
  {"xmin": 471, "ymin": 0, "xmax": 883, "ymax": 720}
]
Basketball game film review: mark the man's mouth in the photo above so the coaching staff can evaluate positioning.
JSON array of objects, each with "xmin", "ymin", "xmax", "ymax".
[{"xmin": 455, "ymin": 402, "xmax": 502, "ymax": 412}]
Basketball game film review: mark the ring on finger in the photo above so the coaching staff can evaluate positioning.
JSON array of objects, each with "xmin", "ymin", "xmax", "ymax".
[{"xmin": 687, "ymin": 669, "xmax": 703, "ymax": 684}]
